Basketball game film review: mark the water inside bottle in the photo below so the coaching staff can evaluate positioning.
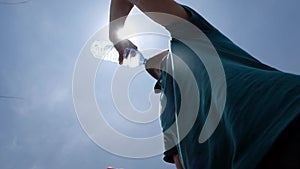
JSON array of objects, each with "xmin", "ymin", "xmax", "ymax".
[
  {"xmin": 124, "ymin": 48, "xmax": 147, "ymax": 67},
  {"xmin": 90, "ymin": 40, "xmax": 147, "ymax": 67}
]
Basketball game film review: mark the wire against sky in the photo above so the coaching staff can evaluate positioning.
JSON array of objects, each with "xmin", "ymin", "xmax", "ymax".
[
  {"xmin": 0, "ymin": 0, "xmax": 31, "ymax": 5},
  {"xmin": 0, "ymin": 95, "xmax": 24, "ymax": 100}
]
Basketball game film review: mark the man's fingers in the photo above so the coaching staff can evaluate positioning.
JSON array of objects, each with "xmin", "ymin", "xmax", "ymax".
[
  {"xmin": 113, "ymin": 39, "xmax": 138, "ymax": 65},
  {"xmin": 119, "ymin": 54, "xmax": 124, "ymax": 64}
]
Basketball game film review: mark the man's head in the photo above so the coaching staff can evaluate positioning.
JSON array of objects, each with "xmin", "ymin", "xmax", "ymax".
[{"xmin": 145, "ymin": 50, "xmax": 169, "ymax": 80}]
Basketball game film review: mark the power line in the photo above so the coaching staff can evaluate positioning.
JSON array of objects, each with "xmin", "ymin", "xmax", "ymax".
[
  {"xmin": 0, "ymin": 95, "xmax": 24, "ymax": 101},
  {"xmin": 0, "ymin": 0, "xmax": 31, "ymax": 5}
]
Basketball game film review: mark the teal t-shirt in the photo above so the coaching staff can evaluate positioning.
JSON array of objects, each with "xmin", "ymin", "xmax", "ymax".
[{"xmin": 159, "ymin": 5, "xmax": 300, "ymax": 169}]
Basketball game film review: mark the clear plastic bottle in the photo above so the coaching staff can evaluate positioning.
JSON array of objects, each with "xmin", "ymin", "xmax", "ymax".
[{"xmin": 90, "ymin": 40, "xmax": 147, "ymax": 68}]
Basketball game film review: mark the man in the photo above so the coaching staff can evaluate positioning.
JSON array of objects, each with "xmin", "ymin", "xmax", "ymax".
[{"xmin": 108, "ymin": 0, "xmax": 300, "ymax": 169}]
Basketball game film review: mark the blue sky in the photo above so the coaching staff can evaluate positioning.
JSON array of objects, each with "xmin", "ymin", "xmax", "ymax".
[{"xmin": 0, "ymin": 0, "xmax": 299, "ymax": 169}]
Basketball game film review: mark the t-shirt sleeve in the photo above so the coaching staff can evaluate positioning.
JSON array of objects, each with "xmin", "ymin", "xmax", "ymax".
[
  {"xmin": 162, "ymin": 129, "xmax": 178, "ymax": 163},
  {"xmin": 159, "ymin": 77, "xmax": 179, "ymax": 163}
]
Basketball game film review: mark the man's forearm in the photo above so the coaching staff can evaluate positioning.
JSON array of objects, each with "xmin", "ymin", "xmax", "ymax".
[{"xmin": 109, "ymin": 0, "xmax": 134, "ymax": 44}]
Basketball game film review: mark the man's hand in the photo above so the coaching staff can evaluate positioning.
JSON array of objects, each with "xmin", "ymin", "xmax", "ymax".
[{"xmin": 113, "ymin": 39, "xmax": 137, "ymax": 64}]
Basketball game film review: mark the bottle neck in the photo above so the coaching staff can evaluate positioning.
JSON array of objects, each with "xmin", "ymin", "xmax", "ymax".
[{"xmin": 142, "ymin": 58, "xmax": 147, "ymax": 65}]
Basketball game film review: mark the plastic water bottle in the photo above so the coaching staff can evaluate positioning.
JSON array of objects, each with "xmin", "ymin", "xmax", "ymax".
[{"xmin": 90, "ymin": 40, "xmax": 147, "ymax": 68}]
